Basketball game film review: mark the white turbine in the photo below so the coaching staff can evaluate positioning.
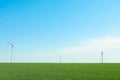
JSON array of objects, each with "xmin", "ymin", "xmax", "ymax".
[
  {"xmin": 59, "ymin": 54, "xmax": 61, "ymax": 63},
  {"xmin": 8, "ymin": 41, "xmax": 14, "ymax": 63},
  {"xmin": 101, "ymin": 51, "xmax": 103, "ymax": 63}
]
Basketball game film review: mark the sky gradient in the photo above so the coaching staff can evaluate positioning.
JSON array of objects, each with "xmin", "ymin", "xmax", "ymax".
[{"xmin": 0, "ymin": 0, "xmax": 120, "ymax": 63}]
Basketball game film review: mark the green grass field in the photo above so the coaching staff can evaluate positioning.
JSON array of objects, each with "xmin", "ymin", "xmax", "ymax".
[{"xmin": 0, "ymin": 63, "xmax": 120, "ymax": 80}]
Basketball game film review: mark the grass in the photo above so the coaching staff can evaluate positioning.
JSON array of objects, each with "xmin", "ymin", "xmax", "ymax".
[{"xmin": 0, "ymin": 63, "xmax": 120, "ymax": 80}]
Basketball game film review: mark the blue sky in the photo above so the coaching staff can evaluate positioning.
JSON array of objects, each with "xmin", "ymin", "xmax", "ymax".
[{"xmin": 0, "ymin": 0, "xmax": 120, "ymax": 62}]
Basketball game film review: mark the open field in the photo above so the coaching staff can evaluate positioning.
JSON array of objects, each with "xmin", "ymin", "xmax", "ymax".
[{"xmin": 0, "ymin": 63, "xmax": 120, "ymax": 80}]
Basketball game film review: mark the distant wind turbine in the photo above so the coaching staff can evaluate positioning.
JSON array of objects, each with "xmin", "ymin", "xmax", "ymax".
[
  {"xmin": 59, "ymin": 54, "xmax": 61, "ymax": 63},
  {"xmin": 101, "ymin": 51, "xmax": 103, "ymax": 63},
  {"xmin": 8, "ymin": 41, "xmax": 14, "ymax": 63}
]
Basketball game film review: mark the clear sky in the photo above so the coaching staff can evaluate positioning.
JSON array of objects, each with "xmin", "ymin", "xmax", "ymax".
[{"xmin": 0, "ymin": 0, "xmax": 120, "ymax": 63}]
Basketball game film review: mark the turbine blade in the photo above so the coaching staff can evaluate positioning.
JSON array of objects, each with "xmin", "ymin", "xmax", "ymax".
[{"xmin": 8, "ymin": 41, "xmax": 14, "ymax": 47}]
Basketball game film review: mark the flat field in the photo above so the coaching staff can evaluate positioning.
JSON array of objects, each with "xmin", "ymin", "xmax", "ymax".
[{"xmin": 0, "ymin": 63, "xmax": 120, "ymax": 80}]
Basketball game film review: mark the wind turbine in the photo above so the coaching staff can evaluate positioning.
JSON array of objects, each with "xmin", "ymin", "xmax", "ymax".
[
  {"xmin": 101, "ymin": 51, "xmax": 103, "ymax": 63},
  {"xmin": 8, "ymin": 41, "xmax": 14, "ymax": 63},
  {"xmin": 59, "ymin": 54, "xmax": 61, "ymax": 63}
]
